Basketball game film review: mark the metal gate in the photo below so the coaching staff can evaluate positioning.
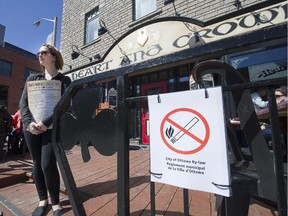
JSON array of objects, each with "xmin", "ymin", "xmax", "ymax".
[{"xmin": 52, "ymin": 61, "xmax": 287, "ymax": 216}]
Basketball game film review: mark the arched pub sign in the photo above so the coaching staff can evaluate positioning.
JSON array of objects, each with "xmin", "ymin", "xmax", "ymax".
[{"xmin": 66, "ymin": 1, "xmax": 287, "ymax": 81}]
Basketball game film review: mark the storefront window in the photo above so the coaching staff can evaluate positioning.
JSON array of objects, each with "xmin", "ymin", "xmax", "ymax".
[
  {"xmin": 133, "ymin": 0, "xmax": 156, "ymax": 20},
  {"xmin": 229, "ymin": 46, "xmax": 287, "ymax": 82},
  {"xmin": 227, "ymin": 46, "xmax": 287, "ymax": 119}
]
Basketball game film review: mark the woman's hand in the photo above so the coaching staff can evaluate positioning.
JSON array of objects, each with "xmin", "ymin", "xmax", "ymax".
[
  {"xmin": 27, "ymin": 122, "xmax": 44, "ymax": 135},
  {"xmin": 37, "ymin": 121, "xmax": 48, "ymax": 133}
]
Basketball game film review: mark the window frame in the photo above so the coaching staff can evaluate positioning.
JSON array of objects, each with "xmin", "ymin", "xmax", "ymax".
[
  {"xmin": 0, "ymin": 59, "xmax": 12, "ymax": 76},
  {"xmin": 133, "ymin": 0, "xmax": 157, "ymax": 21},
  {"xmin": 84, "ymin": 7, "xmax": 100, "ymax": 45}
]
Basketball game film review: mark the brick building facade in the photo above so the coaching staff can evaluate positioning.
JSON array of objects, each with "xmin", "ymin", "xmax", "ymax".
[
  {"xmin": 0, "ymin": 43, "xmax": 40, "ymax": 114},
  {"xmin": 60, "ymin": 0, "xmax": 271, "ymax": 71},
  {"xmin": 59, "ymin": 0, "xmax": 287, "ymax": 144}
]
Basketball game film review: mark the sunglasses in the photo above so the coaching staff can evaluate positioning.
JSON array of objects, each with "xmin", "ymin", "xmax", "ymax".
[
  {"xmin": 37, "ymin": 51, "xmax": 50, "ymax": 57},
  {"xmin": 275, "ymin": 94, "xmax": 284, "ymax": 97}
]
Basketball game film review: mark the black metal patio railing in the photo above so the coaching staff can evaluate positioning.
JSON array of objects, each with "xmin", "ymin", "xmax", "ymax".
[{"xmin": 51, "ymin": 61, "xmax": 287, "ymax": 216}]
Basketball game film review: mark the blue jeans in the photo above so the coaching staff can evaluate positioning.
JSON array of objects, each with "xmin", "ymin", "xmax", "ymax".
[{"xmin": 262, "ymin": 128, "xmax": 272, "ymax": 142}]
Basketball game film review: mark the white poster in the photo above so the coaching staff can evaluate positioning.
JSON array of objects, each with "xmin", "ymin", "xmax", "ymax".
[
  {"xmin": 27, "ymin": 80, "xmax": 61, "ymax": 128},
  {"xmin": 148, "ymin": 87, "xmax": 231, "ymax": 197}
]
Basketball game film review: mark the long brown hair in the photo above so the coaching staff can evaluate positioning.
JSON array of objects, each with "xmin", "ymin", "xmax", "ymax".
[{"xmin": 39, "ymin": 44, "xmax": 64, "ymax": 71}]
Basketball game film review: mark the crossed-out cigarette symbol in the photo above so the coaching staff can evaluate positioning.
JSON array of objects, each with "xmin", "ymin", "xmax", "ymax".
[
  {"xmin": 169, "ymin": 117, "xmax": 199, "ymax": 144},
  {"xmin": 161, "ymin": 108, "xmax": 210, "ymax": 155}
]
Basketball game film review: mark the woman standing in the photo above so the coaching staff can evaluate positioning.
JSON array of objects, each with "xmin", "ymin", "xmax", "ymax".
[{"xmin": 20, "ymin": 44, "xmax": 71, "ymax": 216}]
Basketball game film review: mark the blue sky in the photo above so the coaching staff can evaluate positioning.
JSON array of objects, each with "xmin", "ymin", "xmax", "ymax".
[{"xmin": 0, "ymin": 0, "xmax": 63, "ymax": 54}]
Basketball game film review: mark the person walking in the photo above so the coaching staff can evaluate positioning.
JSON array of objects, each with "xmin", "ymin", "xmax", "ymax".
[{"xmin": 19, "ymin": 44, "xmax": 71, "ymax": 216}]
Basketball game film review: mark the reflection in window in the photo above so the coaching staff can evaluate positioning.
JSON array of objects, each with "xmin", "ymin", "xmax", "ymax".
[
  {"xmin": 229, "ymin": 46, "xmax": 287, "ymax": 82},
  {"xmin": 0, "ymin": 59, "xmax": 12, "ymax": 76},
  {"xmin": 85, "ymin": 7, "xmax": 99, "ymax": 44},
  {"xmin": 134, "ymin": 0, "xmax": 156, "ymax": 20}
]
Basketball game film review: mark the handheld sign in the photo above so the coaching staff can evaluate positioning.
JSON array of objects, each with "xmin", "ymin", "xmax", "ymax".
[{"xmin": 27, "ymin": 80, "xmax": 61, "ymax": 129}]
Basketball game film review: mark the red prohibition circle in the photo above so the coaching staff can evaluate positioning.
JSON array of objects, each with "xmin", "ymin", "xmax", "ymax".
[{"xmin": 160, "ymin": 108, "xmax": 210, "ymax": 154}]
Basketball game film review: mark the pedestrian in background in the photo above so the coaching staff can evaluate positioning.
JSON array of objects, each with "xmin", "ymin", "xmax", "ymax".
[
  {"xmin": 19, "ymin": 44, "xmax": 71, "ymax": 216},
  {"xmin": 7, "ymin": 109, "xmax": 22, "ymax": 154},
  {"xmin": 0, "ymin": 105, "xmax": 12, "ymax": 161},
  {"xmin": 251, "ymin": 87, "xmax": 268, "ymax": 112},
  {"xmin": 275, "ymin": 85, "xmax": 287, "ymax": 104}
]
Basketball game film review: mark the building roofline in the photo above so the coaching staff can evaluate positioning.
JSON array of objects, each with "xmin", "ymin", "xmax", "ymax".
[{"xmin": 1, "ymin": 42, "xmax": 38, "ymax": 60}]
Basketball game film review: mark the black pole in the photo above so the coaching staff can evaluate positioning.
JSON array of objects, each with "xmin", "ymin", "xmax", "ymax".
[
  {"xmin": 52, "ymin": 95, "xmax": 86, "ymax": 216},
  {"xmin": 150, "ymin": 181, "xmax": 155, "ymax": 216},
  {"xmin": 117, "ymin": 75, "xmax": 130, "ymax": 215},
  {"xmin": 183, "ymin": 188, "xmax": 189, "ymax": 216},
  {"xmin": 267, "ymin": 87, "xmax": 287, "ymax": 216}
]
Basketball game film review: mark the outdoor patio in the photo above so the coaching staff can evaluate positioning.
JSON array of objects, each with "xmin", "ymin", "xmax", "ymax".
[{"xmin": 0, "ymin": 145, "xmax": 279, "ymax": 216}]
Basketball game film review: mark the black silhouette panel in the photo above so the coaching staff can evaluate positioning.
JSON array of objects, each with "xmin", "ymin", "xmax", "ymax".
[{"xmin": 60, "ymin": 85, "xmax": 117, "ymax": 162}]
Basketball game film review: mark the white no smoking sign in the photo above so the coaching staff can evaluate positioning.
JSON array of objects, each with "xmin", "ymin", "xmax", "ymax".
[{"xmin": 148, "ymin": 87, "xmax": 231, "ymax": 197}]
